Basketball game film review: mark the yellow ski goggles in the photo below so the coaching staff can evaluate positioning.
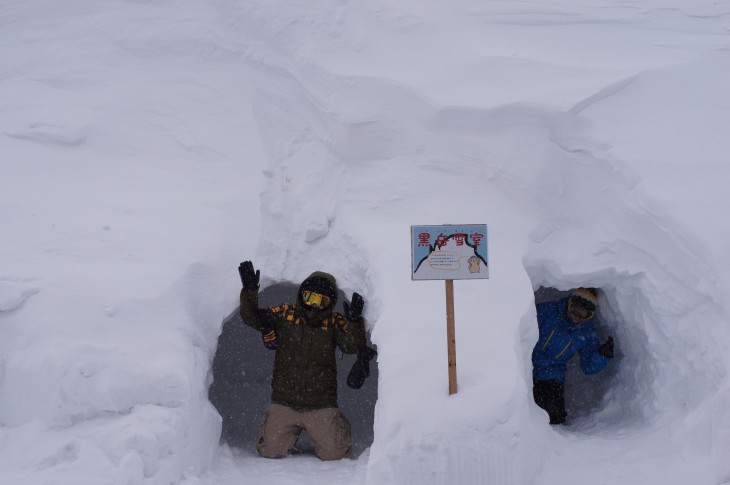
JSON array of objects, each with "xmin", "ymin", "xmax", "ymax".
[
  {"xmin": 567, "ymin": 296, "xmax": 596, "ymax": 320},
  {"xmin": 301, "ymin": 290, "xmax": 332, "ymax": 309}
]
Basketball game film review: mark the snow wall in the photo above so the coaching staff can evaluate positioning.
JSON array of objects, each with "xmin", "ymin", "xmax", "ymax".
[
  {"xmin": 2, "ymin": 1, "xmax": 730, "ymax": 485},
  {"xmin": 247, "ymin": 52, "xmax": 730, "ymax": 484}
]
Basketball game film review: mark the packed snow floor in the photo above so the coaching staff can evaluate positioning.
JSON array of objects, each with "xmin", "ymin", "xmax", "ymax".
[{"xmin": 192, "ymin": 448, "xmax": 368, "ymax": 485}]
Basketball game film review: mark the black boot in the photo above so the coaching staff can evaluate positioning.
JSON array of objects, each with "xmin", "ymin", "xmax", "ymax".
[{"xmin": 533, "ymin": 379, "xmax": 567, "ymax": 425}]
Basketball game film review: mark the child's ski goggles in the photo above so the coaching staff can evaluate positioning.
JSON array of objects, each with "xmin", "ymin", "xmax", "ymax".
[
  {"xmin": 568, "ymin": 295, "xmax": 597, "ymax": 313},
  {"xmin": 567, "ymin": 296, "xmax": 596, "ymax": 321},
  {"xmin": 302, "ymin": 290, "xmax": 332, "ymax": 309}
]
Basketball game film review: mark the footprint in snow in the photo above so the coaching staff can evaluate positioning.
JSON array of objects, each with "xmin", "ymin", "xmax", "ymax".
[{"xmin": 0, "ymin": 281, "xmax": 39, "ymax": 312}]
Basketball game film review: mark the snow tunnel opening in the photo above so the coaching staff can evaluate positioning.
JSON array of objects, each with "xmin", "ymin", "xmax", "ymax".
[
  {"xmin": 521, "ymin": 276, "xmax": 661, "ymax": 432},
  {"xmin": 208, "ymin": 282, "xmax": 378, "ymax": 458},
  {"xmin": 531, "ymin": 286, "xmax": 622, "ymax": 427}
]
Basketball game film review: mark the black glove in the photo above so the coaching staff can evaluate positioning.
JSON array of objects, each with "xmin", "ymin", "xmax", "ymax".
[
  {"xmin": 597, "ymin": 336, "xmax": 614, "ymax": 359},
  {"xmin": 261, "ymin": 327, "xmax": 278, "ymax": 351},
  {"xmin": 238, "ymin": 261, "xmax": 260, "ymax": 291},
  {"xmin": 347, "ymin": 345, "xmax": 377, "ymax": 389},
  {"xmin": 343, "ymin": 292, "xmax": 364, "ymax": 321}
]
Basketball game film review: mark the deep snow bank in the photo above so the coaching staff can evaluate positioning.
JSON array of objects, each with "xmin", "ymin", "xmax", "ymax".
[
  {"xmin": 2, "ymin": 1, "xmax": 730, "ymax": 485},
  {"xmin": 1, "ymin": 0, "xmax": 266, "ymax": 482},
  {"xmin": 242, "ymin": 26, "xmax": 730, "ymax": 483}
]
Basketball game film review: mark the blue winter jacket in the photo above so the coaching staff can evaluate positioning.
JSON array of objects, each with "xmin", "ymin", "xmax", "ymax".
[{"xmin": 531, "ymin": 298, "xmax": 609, "ymax": 382}]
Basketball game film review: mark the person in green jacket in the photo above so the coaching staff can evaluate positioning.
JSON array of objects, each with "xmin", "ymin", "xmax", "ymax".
[{"xmin": 238, "ymin": 261, "xmax": 369, "ymax": 460}]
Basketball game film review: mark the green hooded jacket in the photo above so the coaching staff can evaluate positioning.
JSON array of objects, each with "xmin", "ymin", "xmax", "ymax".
[{"xmin": 239, "ymin": 272, "xmax": 365, "ymax": 409}]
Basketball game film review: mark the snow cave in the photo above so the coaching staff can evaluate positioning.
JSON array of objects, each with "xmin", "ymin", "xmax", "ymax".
[
  {"xmin": 208, "ymin": 282, "xmax": 378, "ymax": 457},
  {"xmin": 521, "ymin": 251, "xmax": 726, "ymax": 436},
  {"xmin": 529, "ymin": 286, "xmax": 620, "ymax": 426}
]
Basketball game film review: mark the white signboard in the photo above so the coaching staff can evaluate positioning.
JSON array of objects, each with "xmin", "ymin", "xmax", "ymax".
[{"xmin": 411, "ymin": 224, "xmax": 489, "ymax": 281}]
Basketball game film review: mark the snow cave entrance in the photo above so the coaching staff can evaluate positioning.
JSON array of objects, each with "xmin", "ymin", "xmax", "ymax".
[
  {"xmin": 523, "ymin": 259, "xmax": 724, "ymax": 433},
  {"xmin": 531, "ymin": 286, "xmax": 622, "ymax": 427},
  {"xmin": 208, "ymin": 282, "xmax": 378, "ymax": 457}
]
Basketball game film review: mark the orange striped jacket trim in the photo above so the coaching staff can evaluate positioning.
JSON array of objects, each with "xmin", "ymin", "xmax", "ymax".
[{"xmin": 269, "ymin": 303, "xmax": 350, "ymax": 333}]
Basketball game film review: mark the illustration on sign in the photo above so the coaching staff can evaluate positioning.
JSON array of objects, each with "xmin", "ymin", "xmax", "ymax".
[{"xmin": 411, "ymin": 224, "xmax": 489, "ymax": 280}]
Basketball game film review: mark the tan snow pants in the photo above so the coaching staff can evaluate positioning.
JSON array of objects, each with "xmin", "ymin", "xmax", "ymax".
[{"xmin": 257, "ymin": 403, "xmax": 352, "ymax": 461}]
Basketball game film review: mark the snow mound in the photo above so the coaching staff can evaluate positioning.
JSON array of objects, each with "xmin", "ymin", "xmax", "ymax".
[{"xmin": 2, "ymin": 1, "xmax": 730, "ymax": 485}]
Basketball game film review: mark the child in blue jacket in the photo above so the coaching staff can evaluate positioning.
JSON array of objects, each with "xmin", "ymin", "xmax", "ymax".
[{"xmin": 531, "ymin": 288, "xmax": 614, "ymax": 424}]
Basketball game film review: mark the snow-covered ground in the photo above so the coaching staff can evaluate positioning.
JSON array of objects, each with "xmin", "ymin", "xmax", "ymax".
[{"xmin": 2, "ymin": 0, "xmax": 730, "ymax": 484}]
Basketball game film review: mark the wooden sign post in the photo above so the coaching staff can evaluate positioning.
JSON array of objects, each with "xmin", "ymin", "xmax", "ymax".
[
  {"xmin": 445, "ymin": 279, "xmax": 457, "ymax": 394},
  {"xmin": 411, "ymin": 224, "xmax": 489, "ymax": 396}
]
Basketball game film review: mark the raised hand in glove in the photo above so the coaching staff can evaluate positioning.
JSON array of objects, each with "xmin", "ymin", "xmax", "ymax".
[
  {"xmin": 261, "ymin": 327, "xmax": 278, "ymax": 351},
  {"xmin": 597, "ymin": 336, "xmax": 614, "ymax": 359},
  {"xmin": 343, "ymin": 292, "xmax": 364, "ymax": 321},
  {"xmin": 238, "ymin": 261, "xmax": 260, "ymax": 291},
  {"xmin": 347, "ymin": 345, "xmax": 377, "ymax": 389}
]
